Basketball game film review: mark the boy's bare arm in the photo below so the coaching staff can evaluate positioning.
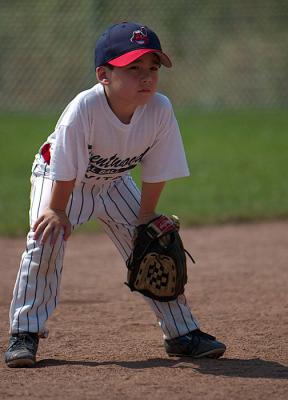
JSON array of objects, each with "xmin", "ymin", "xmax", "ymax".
[
  {"xmin": 33, "ymin": 179, "xmax": 75, "ymax": 244},
  {"xmin": 138, "ymin": 181, "xmax": 165, "ymax": 225}
]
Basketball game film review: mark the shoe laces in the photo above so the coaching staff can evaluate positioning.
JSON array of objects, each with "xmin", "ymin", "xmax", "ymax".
[{"xmin": 9, "ymin": 333, "xmax": 38, "ymax": 351}]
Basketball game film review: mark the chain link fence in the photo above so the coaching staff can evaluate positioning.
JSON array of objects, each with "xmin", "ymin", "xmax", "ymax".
[{"xmin": 1, "ymin": 0, "xmax": 288, "ymax": 112}]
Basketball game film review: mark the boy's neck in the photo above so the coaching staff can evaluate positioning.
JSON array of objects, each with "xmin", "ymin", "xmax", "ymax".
[{"xmin": 104, "ymin": 88, "xmax": 136, "ymax": 125}]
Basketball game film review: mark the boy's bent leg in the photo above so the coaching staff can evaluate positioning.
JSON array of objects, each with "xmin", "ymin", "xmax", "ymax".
[
  {"xmin": 9, "ymin": 169, "xmax": 67, "ymax": 338},
  {"xmin": 9, "ymin": 177, "xmax": 97, "ymax": 339},
  {"xmin": 6, "ymin": 174, "xmax": 95, "ymax": 367},
  {"xmin": 97, "ymin": 176, "xmax": 200, "ymax": 340},
  {"xmin": 5, "ymin": 170, "xmax": 66, "ymax": 367}
]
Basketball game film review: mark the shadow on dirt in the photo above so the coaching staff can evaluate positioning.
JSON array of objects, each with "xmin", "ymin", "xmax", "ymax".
[{"xmin": 37, "ymin": 357, "xmax": 288, "ymax": 379}]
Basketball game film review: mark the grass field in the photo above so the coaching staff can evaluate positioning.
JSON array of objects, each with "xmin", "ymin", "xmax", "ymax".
[{"xmin": 0, "ymin": 109, "xmax": 287, "ymax": 235}]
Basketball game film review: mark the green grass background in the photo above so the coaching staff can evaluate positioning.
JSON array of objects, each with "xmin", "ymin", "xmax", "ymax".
[{"xmin": 0, "ymin": 110, "xmax": 287, "ymax": 236}]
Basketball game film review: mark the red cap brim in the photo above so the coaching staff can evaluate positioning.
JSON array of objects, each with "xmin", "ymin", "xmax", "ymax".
[{"xmin": 108, "ymin": 49, "xmax": 172, "ymax": 68}]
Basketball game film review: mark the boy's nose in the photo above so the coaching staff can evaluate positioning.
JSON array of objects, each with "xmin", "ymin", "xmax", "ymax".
[{"xmin": 140, "ymin": 71, "xmax": 152, "ymax": 83}]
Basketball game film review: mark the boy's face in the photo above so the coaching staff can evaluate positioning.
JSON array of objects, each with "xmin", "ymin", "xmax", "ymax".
[{"xmin": 98, "ymin": 53, "xmax": 161, "ymax": 109}]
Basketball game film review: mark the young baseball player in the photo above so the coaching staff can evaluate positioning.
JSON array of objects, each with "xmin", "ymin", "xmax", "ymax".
[{"xmin": 5, "ymin": 22, "xmax": 226, "ymax": 367}]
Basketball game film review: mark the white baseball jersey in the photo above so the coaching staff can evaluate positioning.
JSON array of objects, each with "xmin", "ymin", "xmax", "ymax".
[
  {"xmin": 42, "ymin": 83, "xmax": 189, "ymax": 185},
  {"xmin": 9, "ymin": 84, "xmax": 199, "ymax": 340}
]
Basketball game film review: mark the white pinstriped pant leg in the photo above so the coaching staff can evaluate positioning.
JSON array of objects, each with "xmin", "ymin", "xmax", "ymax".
[
  {"xmin": 9, "ymin": 168, "xmax": 101, "ymax": 336},
  {"xmin": 10, "ymin": 168, "xmax": 65, "ymax": 336},
  {"xmin": 97, "ymin": 175, "xmax": 199, "ymax": 339}
]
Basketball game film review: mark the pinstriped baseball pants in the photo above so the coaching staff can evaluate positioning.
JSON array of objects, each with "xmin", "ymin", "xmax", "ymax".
[{"xmin": 9, "ymin": 165, "xmax": 199, "ymax": 340}]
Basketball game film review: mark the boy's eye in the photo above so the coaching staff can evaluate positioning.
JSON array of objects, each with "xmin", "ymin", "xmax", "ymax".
[{"xmin": 127, "ymin": 64, "xmax": 160, "ymax": 71}]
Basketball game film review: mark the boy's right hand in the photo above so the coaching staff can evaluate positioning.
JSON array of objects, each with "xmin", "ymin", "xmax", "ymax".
[{"xmin": 33, "ymin": 207, "xmax": 72, "ymax": 245}]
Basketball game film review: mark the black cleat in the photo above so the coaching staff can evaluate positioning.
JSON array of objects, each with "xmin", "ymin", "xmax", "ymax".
[
  {"xmin": 5, "ymin": 333, "xmax": 39, "ymax": 368},
  {"xmin": 165, "ymin": 329, "xmax": 226, "ymax": 359}
]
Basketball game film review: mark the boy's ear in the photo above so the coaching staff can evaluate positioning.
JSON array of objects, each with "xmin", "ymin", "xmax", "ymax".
[{"xmin": 96, "ymin": 66, "xmax": 110, "ymax": 85}]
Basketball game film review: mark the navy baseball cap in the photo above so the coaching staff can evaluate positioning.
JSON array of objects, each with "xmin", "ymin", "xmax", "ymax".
[{"xmin": 94, "ymin": 22, "xmax": 172, "ymax": 69}]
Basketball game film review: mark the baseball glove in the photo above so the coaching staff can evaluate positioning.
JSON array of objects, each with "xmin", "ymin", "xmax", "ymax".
[{"xmin": 125, "ymin": 215, "xmax": 195, "ymax": 302}]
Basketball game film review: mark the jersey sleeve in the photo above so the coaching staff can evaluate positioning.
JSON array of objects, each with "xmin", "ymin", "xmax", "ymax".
[
  {"xmin": 49, "ymin": 124, "xmax": 88, "ymax": 183},
  {"xmin": 49, "ymin": 94, "xmax": 91, "ymax": 184},
  {"xmin": 140, "ymin": 99, "xmax": 190, "ymax": 183}
]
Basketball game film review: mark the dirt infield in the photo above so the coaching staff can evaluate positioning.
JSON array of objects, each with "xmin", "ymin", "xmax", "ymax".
[{"xmin": 0, "ymin": 221, "xmax": 287, "ymax": 400}]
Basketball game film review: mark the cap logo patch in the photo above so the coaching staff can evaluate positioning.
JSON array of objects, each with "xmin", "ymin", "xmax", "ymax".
[{"xmin": 130, "ymin": 27, "xmax": 149, "ymax": 45}]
